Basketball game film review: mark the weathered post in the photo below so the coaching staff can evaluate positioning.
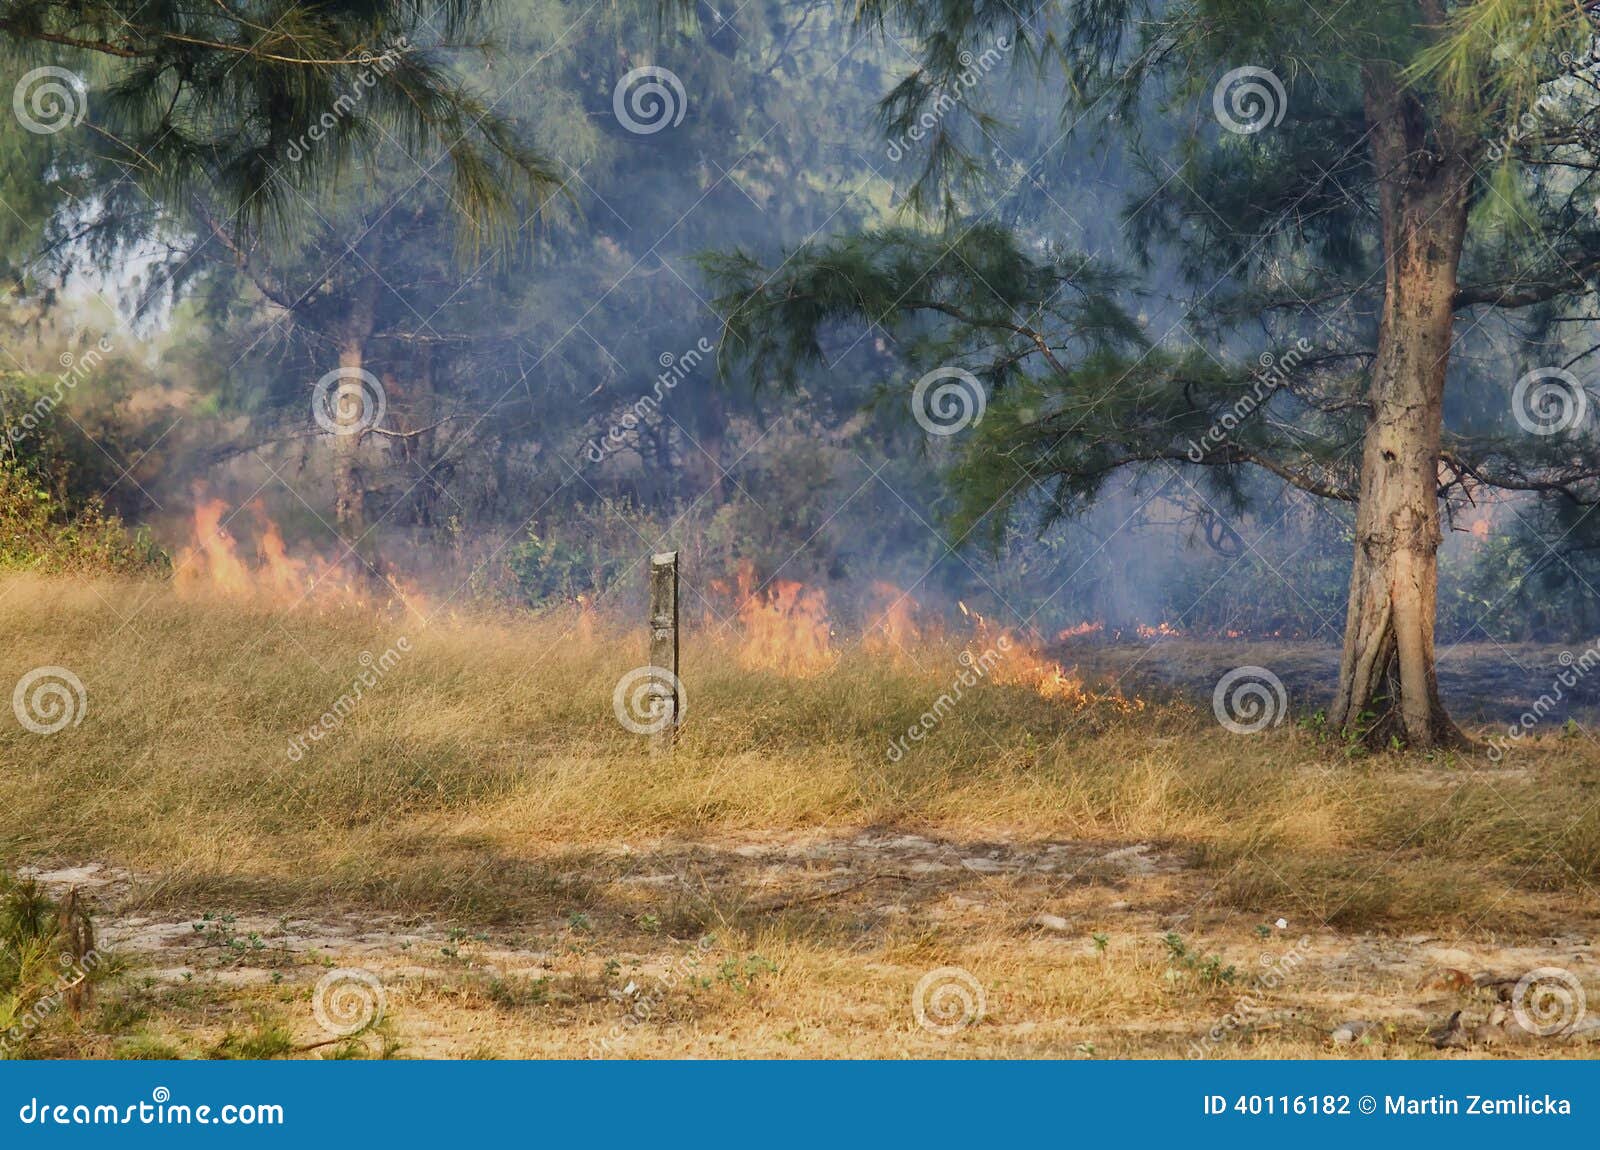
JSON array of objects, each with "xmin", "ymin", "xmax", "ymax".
[{"xmin": 649, "ymin": 551, "xmax": 680, "ymax": 751}]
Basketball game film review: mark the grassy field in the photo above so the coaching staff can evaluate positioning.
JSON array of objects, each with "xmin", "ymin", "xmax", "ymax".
[{"xmin": 2, "ymin": 572, "xmax": 1598, "ymax": 1059}]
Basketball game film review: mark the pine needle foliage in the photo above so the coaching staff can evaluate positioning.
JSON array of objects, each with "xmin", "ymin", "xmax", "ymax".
[
  {"xmin": 1, "ymin": 0, "xmax": 561, "ymax": 253},
  {"xmin": 706, "ymin": 1, "xmax": 1600, "ymax": 545}
]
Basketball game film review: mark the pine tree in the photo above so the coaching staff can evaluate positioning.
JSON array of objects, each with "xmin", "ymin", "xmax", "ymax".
[
  {"xmin": 0, "ymin": 0, "xmax": 558, "ymax": 251},
  {"xmin": 708, "ymin": 0, "xmax": 1600, "ymax": 749}
]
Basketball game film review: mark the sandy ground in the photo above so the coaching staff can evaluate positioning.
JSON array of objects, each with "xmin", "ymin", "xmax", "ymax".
[{"xmin": 22, "ymin": 829, "xmax": 1600, "ymax": 1060}]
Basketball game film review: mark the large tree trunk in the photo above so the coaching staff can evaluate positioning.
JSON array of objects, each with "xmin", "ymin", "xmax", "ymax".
[{"xmin": 1328, "ymin": 68, "xmax": 1473, "ymax": 749}]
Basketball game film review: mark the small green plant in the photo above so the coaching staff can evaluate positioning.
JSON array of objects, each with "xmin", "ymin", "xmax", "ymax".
[
  {"xmin": 717, "ymin": 955, "xmax": 778, "ymax": 994},
  {"xmin": 487, "ymin": 975, "xmax": 550, "ymax": 1009},
  {"xmin": 1091, "ymin": 932, "xmax": 1109, "ymax": 954},
  {"xmin": 1162, "ymin": 933, "xmax": 1236, "ymax": 988},
  {"xmin": 191, "ymin": 912, "xmax": 266, "ymax": 962}
]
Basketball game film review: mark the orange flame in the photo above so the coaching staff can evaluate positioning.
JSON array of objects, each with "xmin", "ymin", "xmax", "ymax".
[
  {"xmin": 174, "ymin": 494, "xmax": 428, "ymax": 618},
  {"xmin": 959, "ymin": 601, "xmax": 1141, "ymax": 710},
  {"xmin": 1056, "ymin": 621, "xmax": 1104, "ymax": 641},
  {"xmin": 1135, "ymin": 621, "xmax": 1182, "ymax": 640},
  {"xmin": 713, "ymin": 560, "xmax": 835, "ymax": 675},
  {"xmin": 864, "ymin": 581, "xmax": 931, "ymax": 657}
]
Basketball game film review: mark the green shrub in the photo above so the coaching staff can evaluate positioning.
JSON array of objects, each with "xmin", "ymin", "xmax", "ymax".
[{"xmin": 0, "ymin": 460, "xmax": 166, "ymax": 576}]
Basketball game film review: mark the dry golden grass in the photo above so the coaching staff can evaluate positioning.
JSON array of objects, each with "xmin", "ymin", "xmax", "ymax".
[{"xmin": 2, "ymin": 572, "xmax": 1598, "ymax": 1059}]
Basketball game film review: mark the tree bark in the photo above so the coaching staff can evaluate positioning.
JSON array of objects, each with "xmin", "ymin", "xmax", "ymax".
[
  {"xmin": 329, "ymin": 276, "xmax": 385, "ymax": 580},
  {"xmin": 1328, "ymin": 67, "xmax": 1474, "ymax": 749},
  {"xmin": 332, "ymin": 333, "xmax": 369, "ymax": 532}
]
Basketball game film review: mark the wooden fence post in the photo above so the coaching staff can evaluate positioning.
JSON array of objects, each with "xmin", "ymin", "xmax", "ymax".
[{"xmin": 649, "ymin": 551, "xmax": 680, "ymax": 750}]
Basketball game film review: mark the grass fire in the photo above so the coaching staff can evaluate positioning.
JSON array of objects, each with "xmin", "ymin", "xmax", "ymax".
[{"xmin": 2, "ymin": 0, "xmax": 1600, "ymax": 1083}]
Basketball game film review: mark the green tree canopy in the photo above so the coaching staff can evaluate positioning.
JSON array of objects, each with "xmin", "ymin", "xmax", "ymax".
[{"xmin": 707, "ymin": 0, "xmax": 1600, "ymax": 747}]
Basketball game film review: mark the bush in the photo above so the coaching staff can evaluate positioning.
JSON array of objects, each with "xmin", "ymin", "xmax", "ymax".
[{"xmin": 0, "ymin": 460, "xmax": 166, "ymax": 576}]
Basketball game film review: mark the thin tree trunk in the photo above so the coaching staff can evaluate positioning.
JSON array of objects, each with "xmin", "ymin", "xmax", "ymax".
[
  {"xmin": 1329, "ymin": 67, "xmax": 1474, "ymax": 749},
  {"xmin": 399, "ymin": 341, "xmax": 440, "ymax": 528},
  {"xmin": 329, "ymin": 277, "xmax": 384, "ymax": 580},
  {"xmin": 332, "ymin": 334, "xmax": 369, "ymax": 532}
]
